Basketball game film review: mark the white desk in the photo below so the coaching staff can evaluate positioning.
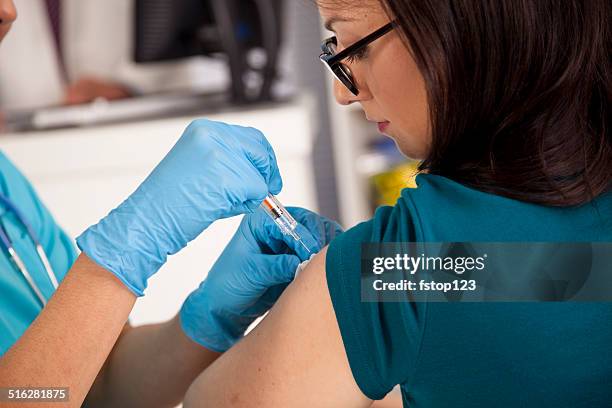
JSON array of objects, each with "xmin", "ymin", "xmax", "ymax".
[{"xmin": 0, "ymin": 99, "xmax": 317, "ymax": 325}]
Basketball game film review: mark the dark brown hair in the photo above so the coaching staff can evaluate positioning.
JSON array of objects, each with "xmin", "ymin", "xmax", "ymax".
[{"xmin": 380, "ymin": 0, "xmax": 611, "ymax": 206}]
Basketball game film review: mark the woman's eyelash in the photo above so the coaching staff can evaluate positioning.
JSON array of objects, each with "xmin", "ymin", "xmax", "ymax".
[{"xmin": 345, "ymin": 46, "xmax": 369, "ymax": 63}]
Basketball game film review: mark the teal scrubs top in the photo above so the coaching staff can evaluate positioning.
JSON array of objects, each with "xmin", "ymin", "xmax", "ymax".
[
  {"xmin": 0, "ymin": 151, "xmax": 77, "ymax": 356},
  {"xmin": 326, "ymin": 174, "xmax": 612, "ymax": 407}
]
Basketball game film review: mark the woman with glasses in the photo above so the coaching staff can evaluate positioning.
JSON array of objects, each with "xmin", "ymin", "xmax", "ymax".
[{"xmin": 184, "ymin": 0, "xmax": 611, "ymax": 407}]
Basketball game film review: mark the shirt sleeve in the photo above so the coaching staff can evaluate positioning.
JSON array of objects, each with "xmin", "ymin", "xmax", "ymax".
[{"xmin": 325, "ymin": 204, "xmax": 428, "ymax": 400}]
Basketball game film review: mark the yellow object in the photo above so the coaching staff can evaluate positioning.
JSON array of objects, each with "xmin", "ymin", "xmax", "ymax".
[{"xmin": 371, "ymin": 161, "xmax": 420, "ymax": 207}]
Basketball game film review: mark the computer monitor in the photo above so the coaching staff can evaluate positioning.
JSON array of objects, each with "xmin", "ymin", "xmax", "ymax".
[{"xmin": 134, "ymin": 0, "xmax": 284, "ymax": 104}]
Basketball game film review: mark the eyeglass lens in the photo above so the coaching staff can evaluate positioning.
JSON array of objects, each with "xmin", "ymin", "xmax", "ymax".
[{"xmin": 326, "ymin": 41, "xmax": 357, "ymax": 93}]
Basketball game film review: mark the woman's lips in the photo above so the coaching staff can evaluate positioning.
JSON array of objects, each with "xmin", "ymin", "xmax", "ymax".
[{"xmin": 377, "ymin": 121, "xmax": 390, "ymax": 133}]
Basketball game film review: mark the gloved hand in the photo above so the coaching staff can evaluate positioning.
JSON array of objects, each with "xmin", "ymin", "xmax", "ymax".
[
  {"xmin": 76, "ymin": 119, "xmax": 282, "ymax": 296},
  {"xmin": 180, "ymin": 206, "xmax": 343, "ymax": 352}
]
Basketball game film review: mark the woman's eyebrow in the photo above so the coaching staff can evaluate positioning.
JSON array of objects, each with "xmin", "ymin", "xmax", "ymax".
[{"xmin": 324, "ymin": 16, "xmax": 355, "ymax": 32}]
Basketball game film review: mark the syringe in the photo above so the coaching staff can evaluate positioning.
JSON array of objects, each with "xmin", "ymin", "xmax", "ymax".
[{"xmin": 260, "ymin": 194, "xmax": 312, "ymax": 255}]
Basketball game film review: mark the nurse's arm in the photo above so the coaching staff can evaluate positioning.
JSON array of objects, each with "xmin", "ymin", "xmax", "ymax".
[
  {"xmin": 183, "ymin": 247, "xmax": 374, "ymax": 408},
  {"xmin": 0, "ymin": 254, "xmax": 134, "ymax": 407},
  {"xmin": 0, "ymin": 254, "xmax": 219, "ymax": 408}
]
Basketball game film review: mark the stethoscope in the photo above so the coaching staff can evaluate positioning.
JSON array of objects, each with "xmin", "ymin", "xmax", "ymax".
[{"xmin": 0, "ymin": 192, "xmax": 58, "ymax": 306}]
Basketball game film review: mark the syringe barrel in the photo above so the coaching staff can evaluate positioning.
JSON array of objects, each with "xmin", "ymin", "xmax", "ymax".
[{"xmin": 260, "ymin": 194, "xmax": 298, "ymax": 236}]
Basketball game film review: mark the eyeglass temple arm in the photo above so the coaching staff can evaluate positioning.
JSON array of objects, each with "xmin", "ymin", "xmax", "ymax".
[{"xmin": 326, "ymin": 22, "xmax": 395, "ymax": 64}]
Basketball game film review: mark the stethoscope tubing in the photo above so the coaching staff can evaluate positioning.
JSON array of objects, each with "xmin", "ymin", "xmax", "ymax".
[{"xmin": 0, "ymin": 192, "xmax": 58, "ymax": 306}]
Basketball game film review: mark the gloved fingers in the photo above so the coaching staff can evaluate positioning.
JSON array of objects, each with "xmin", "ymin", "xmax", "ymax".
[
  {"xmin": 238, "ymin": 208, "xmax": 288, "ymax": 253},
  {"xmin": 189, "ymin": 120, "xmax": 281, "ymax": 214},
  {"xmin": 240, "ymin": 282, "xmax": 290, "ymax": 318},
  {"xmin": 284, "ymin": 208, "xmax": 344, "ymax": 259},
  {"xmin": 241, "ymin": 207, "xmax": 342, "ymax": 260},
  {"xmin": 291, "ymin": 223, "xmax": 321, "ymax": 260},
  {"xmin": 239, "ymin": 208, "xmax": 298, "ymax": 255},
  {"xmin": 266, "ymin": 148, "xmax": 283, "ymax": 195},
  {"xmin": 248, "ymin": 254, "xmax": 301, "ymax": 288},
  {"xmin": 231, "ymin": 159, "xmax": 275, "ymax": 214},
  {"xmin": 230, "ymin": 124, "xmax": 283, "ymax": 196},
  {"xmin": 287, "ymin": 207, "xmax": 344, "ymax": 247},
  {"xmin": 250, "ymin": 210, "xmax": 320, "ymax": 260},
  {"xmin": 262, "ymin": 283, "xmax": 290, "ymax": 304},
  {"xmin": 250, "ymin": 206, "xmax": 318, "ymax": 246}
]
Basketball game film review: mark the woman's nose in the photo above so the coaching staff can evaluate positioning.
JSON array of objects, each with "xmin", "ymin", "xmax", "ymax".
[
  {"xmin": 0, "ymin": 0, "xmax": 16, "ymax": 25},
  {"xmin": 333, "ymin": 80, "xmax": 359, "ymax": 106},
  {"xmin": 333, "ymin": 77, "xmax": 371, "ymax": 106}
]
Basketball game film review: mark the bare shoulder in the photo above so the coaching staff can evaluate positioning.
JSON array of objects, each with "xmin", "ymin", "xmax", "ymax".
[{"xmin": 183, "ymin": 246, "xmax": 372, "ymax": 408}]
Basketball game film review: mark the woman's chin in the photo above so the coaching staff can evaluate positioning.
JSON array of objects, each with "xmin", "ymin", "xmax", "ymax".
[{"xmin": 394, "ymin": 140, "xmax": 427, "ymax": 161}]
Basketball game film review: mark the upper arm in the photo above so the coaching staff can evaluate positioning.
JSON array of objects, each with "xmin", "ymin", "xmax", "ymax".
[{"xmin": 183, "ymin": 246, "xmax": 372, "ymax": 408}]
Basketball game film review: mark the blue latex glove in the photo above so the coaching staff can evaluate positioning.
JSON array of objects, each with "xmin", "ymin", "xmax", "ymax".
[
  {"xmin": 76, "ymin": 119, "xmax": 282, "ymax": 296},
  {"xmin": 180, "ymin": 206, "xmax": 343, "ymax": 352}
]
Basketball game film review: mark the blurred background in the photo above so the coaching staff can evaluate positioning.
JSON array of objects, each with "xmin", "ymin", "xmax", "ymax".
[{"xmin": 0, "ymin": 0, "xmax": 418, "ymax": 324}]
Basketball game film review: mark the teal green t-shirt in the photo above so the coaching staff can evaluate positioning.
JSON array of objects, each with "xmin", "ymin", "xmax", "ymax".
[
  {"xmin": 326, "ymin": 174, "xmax": 612, "ymax": 407},
  {"xmin": 0, "ymin": 151, "xmax": 77, "ymax": 356}
]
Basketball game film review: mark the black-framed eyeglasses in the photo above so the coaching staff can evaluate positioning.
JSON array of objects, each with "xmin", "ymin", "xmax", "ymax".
[{"xmin": 319, "ymin": 22, "xmax": 395, "ymax": 96}]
